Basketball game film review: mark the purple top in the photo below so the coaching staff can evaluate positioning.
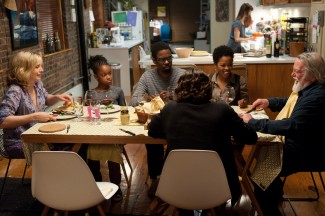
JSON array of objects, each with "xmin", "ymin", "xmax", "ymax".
[{"xmin": 0, "ymin": 81, "xmax": 48, "ymax": 157}]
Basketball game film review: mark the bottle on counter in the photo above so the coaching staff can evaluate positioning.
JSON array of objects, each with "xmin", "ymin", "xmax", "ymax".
[
  {"xmin": 54, "ymin": 32, "xmax": 62, "ymax": 52},
  {"xmin": 265, "ymin": 34, "xmax": 272, "ymax": 58},
  {"xmin": 45, "ymin": 33, "xmax": 55, "ymax": 54},
  {"xmin": 274, "ymin": 33, "xmax": 280, "ymax": 57}
]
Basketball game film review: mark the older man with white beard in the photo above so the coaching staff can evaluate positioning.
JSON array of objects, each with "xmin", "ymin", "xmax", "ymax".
[{"xmin": 240, "ymin": 52, "xmax": 325, "ymax": 216}]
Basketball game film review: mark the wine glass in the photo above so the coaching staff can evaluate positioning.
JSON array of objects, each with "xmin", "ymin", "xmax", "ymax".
[
  {"xmin": 137, "ymin": 94, "xmax": 147, "ymax": 106},
  {"xmin": 99, "ymin": 90, "xmax": 114, "ymax": 121},
  {"xmin": 221, "ymin": 86, "xmax": 236, "ymax": 104},
  {"xmin": 73, "ymin": 97, "xmax": 83, "ymax": 121}
]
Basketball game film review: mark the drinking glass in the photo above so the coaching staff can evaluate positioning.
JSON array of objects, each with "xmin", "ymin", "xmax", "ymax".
[
  {"xmin": 221, "ymin": 86, "xmax": 236, "ymax": 104},
  {"xmin": 167, "ymin": 86, "xmax": 175, "ymax": 101},
  {"xmin": 89, "ymin": 99, "xmax": 101, "ymax": 125},
  {"xmin": 73, "ymin": 97, "xmax": 83, "ymax": 121}
]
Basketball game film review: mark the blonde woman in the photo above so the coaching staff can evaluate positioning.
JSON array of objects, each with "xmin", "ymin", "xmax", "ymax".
[{"xmin": 0, "ymin": 51, "xmax": 71, "ymax": 157}]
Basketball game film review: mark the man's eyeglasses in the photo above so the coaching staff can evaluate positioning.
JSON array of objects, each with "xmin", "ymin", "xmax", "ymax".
[{"xmin": 156, "ymin": 55, "xmax": 173, "ymax": 63}]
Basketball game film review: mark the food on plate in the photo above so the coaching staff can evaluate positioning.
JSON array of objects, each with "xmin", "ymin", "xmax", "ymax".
[
  {"xmin": 53, "ymin": 101, "xmax": 75, "ymax": 111},
  {"xmin": 134, "ymin": 96, "xmax": 165, "ymax": 123},
  {"xmin": 150, "ymin": 96, "xmax": 165, "ymax": 112},
  {"xmin": 191, "ymin": 50, "xmax": 209, "ymax": 56}
]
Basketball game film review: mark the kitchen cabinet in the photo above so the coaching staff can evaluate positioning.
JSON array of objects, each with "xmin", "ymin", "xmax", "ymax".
[{"xmin": 262, "ymin": 0, "xmax": 310, "ymax": 5}]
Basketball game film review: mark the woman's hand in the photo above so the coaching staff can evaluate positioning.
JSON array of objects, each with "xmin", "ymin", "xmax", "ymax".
[
  {"xmin": 57, "ymin": 94, "xmax": 72, "ymax": 105},
  {"xmin": 34, "ymin": 112, "xmax": 57, "ymax": 122}
]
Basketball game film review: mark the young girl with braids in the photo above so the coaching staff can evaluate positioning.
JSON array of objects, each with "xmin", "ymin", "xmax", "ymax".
[{"xmin": 85, "ymin": 55, "xmax": 126, "ymax": 202}]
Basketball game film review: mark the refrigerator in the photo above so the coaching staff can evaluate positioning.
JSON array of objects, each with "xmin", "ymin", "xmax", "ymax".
[{"xmin": 111, "ymin": 10, "xmax": 144, "ymax": 41}]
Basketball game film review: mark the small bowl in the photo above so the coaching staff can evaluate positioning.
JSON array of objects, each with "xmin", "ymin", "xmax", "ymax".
[
  {"xmin": 175, "ymin": 48, "xmax": 194, "ymax": 58},
  {"xmin": 136, "ymin": 111, "xmax": 148, "ymax": 124}
]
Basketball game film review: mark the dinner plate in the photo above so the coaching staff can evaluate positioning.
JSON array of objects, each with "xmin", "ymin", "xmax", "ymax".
[
  {"xmin": 100, "ymin": 104, "xmax": 121, "ymax": 114},
  {"xmin": 54, "ymin": 114, "xmax": 77, "ymax": 120}
]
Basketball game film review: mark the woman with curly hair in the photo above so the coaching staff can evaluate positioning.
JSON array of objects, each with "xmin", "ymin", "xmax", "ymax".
[
  {"xmin": 148, "ymin": 69, "xmax": 257, "ymax": 215},
  {"xmin": 0, "ymin": 51, "xmax": 71, "ymax": 157}
]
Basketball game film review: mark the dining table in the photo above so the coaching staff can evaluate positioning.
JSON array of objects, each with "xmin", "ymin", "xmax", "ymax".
[
  {"xmin": 21, "ymin": 104, "xmax": 281, "ymax": 216},
  {"xmin": 21, "ymin": 106, "xmax": 167, "ymax": 166}
]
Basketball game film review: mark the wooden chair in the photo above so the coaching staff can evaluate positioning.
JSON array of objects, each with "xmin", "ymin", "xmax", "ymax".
[
  {"xmin": 0, "ymin": 129, "xmax": 27, "ymax": 200},
  {"xmin": 32, "ymin": 151, "xmax": 118, "ymax": 216}
]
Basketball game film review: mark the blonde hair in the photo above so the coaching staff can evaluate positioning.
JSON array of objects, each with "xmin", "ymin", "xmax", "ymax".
[{"xmin": 7, "ymin": 51, "xmax": 43, "ymax": 91}]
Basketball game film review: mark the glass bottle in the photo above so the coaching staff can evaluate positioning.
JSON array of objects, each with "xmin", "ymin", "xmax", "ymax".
[
  {"xmin": 54, "ymin": 32, "xmax": 62, "ymax": 52},
  {"xmin": 274, "ymin": 33, "xmax": 280, "ymax": 57},
  {"xmin": 265, "ymin": 34, "xmax": 272, "ymax": 58},
  {"xmin": 120, "ymin": 108, "xmax": 130, "ymax": 125},
  {"xmin": 45, "ymin": 33, "xmax": 54, "ymax": 54}
]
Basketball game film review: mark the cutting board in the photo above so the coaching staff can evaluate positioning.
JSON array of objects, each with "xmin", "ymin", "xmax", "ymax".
[{"xmin": 38, "ymin": 123, "xmax": 66, "ymax": 133}]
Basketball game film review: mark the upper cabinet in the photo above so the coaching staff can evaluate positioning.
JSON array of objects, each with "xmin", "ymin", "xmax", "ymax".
[{"xmin": 261, "ymin": 0, "xmax": 311, "ymax": 5}]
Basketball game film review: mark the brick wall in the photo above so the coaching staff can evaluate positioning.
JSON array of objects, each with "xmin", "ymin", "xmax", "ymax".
[{"xmin": 0, "ymin": 0, "xmax": 91, "ymax": 100}]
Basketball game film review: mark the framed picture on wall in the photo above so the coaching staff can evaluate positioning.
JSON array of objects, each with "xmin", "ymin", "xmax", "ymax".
[
  {"xmin": 8, "ymin": 0, "xmax": 38, "ymax": 50},
  {"xmin": 157, "ymin": 6, "xmax": 166, "ymax": 17}
]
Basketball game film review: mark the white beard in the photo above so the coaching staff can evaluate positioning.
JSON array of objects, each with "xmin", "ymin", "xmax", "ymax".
[{"xmin": 292, "ymin": 78, "xmax": 311, "ymax": 93}]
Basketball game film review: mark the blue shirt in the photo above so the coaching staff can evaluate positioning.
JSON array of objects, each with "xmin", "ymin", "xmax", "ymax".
[{"xmin": 226, "ymin": 20, "xmax": 245, "ymax": 53}]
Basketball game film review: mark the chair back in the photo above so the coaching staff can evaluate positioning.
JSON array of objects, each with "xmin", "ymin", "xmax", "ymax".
[
  {"xmin": 0, "ymin": 129, "xmax": 9, "ymax": 159},
  {"xmin": 32, "ymin": 151, "xmax": 110, "ymax": 211},
  {"xmin": 232, "ymin": 63, "xmax": 248, "ymax": 80},
  {"xmin": 156, "ymin": 149, "xmax": 232, "ymax": 210}
]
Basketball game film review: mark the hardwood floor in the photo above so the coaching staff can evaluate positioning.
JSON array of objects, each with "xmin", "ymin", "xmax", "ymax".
[{"xmin": 1, "ymin": 144, "xmax": 325, "ymax": 215}]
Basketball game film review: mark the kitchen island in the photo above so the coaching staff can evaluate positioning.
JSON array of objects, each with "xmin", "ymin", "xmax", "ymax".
[
  {"xmin": 88, "ymin": 39, "xmax": 144, "ymax": 96},
  {"xmin": 139, "ymin": 54, "xmax": 297, "ymax": 119}
]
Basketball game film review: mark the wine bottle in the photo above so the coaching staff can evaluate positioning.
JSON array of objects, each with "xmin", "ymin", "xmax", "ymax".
[
  {"xmin": 54, "ymin": 32, "xmax": 62, "ymax": 52},
  {"xmin": 45, "ymin": 33, "xmax": 54, "ymax": 54},
  {"xmin": 274, "ymin": 34, "xmax": 280, "ymax": 57}
]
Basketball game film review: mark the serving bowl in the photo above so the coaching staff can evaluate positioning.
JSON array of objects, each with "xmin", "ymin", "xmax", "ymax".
[{"xmin": 175, "ymin": 47, "xmax": 194, "ymax": 58}]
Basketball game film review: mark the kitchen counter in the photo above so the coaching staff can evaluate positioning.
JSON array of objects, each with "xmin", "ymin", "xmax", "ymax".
[
  {"xmin": 138, "ymin": 54, "xmax": 296, "ymax": 68},
  {"xmin": 104, "ymin": 39, "xmax": 144, "ymax": 49}
]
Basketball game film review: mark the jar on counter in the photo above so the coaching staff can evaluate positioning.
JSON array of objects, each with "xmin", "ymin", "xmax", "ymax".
[{"xmin": 120, "ymin": 108, "xmax": 130, "ymax": 125}]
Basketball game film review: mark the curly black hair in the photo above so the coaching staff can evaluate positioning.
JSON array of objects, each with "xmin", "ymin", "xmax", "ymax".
[
  {"xmin": 175, "ymin": 69, "xmax": 213, "ymax": 104},
  {"xmin": 88, "ymin": 55, "xmax": 109, "ymax": 75},
  {"xmin": 212, "ymin": 45, "xmax": 234, "ymax": 64},
  {"xmin": 151, "ymin": 41, "xmax": 172, "ymax": 59}
]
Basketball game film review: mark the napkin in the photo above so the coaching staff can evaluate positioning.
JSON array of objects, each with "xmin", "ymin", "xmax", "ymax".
[{"xmin": 135, "ymin": 96, "xmax": 165, "ymax": 114}]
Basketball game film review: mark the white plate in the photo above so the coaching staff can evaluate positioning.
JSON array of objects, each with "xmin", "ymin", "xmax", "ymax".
[
  {"xmin": 54, "ymin": 114, "xmax": 77, "ymax": 120},
  {"xmin": 100, "ymin": 104, "xmax": 121, "ymax": 114}
]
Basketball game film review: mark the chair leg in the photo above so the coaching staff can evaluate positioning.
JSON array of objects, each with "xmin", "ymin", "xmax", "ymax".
[
  {"xmin": 283, "ymin": 172, "xmax": 320, "ymax": 201},
  {"xmin": 121, "ymin": 163, "xmax": 131, "ymax": 188},
  {"xmin": 241, "ymin": 175, "xmax": 264, "ymax": 216},
  {"xmin": 318, "ymin": 172, "xmax": 325, "ymax": 191},
  {"xmin": 21, "ymin": 161, "xmax": 28, "ymax": 184},
  {"xmin": 0, "ymin": 159, "xmax": 12, "ymax": 199},
  {"xmin": 122, "ymin": 146, "xmax": 133, "ymax": 172},
  {"xmin": 41, "ymin": 206, "xmax": 50, "ymax": 216},
  {"xmin": 96, "ymin": 204, "xmax": 106, "ymax": 216}
]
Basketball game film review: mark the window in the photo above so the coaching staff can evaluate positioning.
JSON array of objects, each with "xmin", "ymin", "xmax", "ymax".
[{"xmin": 38, "ymin": 0, "xmax": 65, "ymax": 53}]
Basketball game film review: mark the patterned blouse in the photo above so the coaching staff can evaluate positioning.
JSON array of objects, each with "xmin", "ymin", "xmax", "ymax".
[{"xmin": 0, "ymin": 81, "xmax": 48, "ymax": 157}]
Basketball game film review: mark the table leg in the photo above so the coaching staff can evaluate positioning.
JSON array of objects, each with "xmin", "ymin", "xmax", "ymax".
[{"xmin": 71, "ymin": 143, "xmax": 82, "ymax": 153}]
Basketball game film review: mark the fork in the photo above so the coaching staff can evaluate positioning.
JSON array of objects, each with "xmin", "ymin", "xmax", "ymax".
[{"xmin": 66, "ymin": 124, "xmax": 70, "ymax": 133}]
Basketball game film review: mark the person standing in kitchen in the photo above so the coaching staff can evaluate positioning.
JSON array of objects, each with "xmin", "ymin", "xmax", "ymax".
[
  {"xmin": 129, "ymin": 41, "xmax": 185, "ymax": 198},
  {"xmin": 226, "ymin": 3, "xmax": 255, "ymax": 53}
]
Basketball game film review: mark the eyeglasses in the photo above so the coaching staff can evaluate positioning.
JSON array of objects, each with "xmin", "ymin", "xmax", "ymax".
[{"xmin": 156, "ymin": 55, "xmax": 173, "ymax": 63}]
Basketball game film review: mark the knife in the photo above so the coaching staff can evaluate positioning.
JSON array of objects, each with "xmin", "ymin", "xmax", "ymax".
[
  {"xmin": 119, "ymin": 128, "xmax": 136, "ymax": 136},
  {"xmin": 245, "ymin": 107, "xmax": 256, "ymax": 114}
]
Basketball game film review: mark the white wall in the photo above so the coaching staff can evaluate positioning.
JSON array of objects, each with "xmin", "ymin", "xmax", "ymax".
[
  {"xmin": 210, "ymin": 0, "xmax": 235, "ymax": 51},
  {"xmin": 133, "ymin": 0, "xmax": 150, "ymax": 52},
  {"xmin": 310, "ymin": 2, "xmax": 325, "ymax": 58}
]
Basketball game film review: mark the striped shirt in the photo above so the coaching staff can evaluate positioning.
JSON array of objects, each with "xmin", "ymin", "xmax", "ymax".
[{"xmin": 130, "ymin": 67, "xmax": 185, "ymax": 106}]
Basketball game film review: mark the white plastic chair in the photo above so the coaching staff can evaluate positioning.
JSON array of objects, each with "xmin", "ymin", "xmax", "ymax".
[
  {"xmin": 155, "ymin": 149, "xmax": 232, "ymax": 215},
  {"xmin": 32, "ymin": 151, "xmax": 118, "ymax": 216}
]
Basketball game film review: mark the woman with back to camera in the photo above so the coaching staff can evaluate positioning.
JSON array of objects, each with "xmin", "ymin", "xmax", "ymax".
[
  {"xmin": 226, "ymin": 3, "xmax": 255, "ymax": 53},
  {"xmin": 210, "ymin": 45, "xmax": 249, "ymax": 107},
  {"xmin": 148, "ymin": 70, "xmax": 257, "ymax": 215},
  {"xmin": 84, "ymin": 55, "xmax": 126, "ymax": 202},
  {"xmin": 0, "ymin": 51, "xmax": 71, "ymax": 157}
]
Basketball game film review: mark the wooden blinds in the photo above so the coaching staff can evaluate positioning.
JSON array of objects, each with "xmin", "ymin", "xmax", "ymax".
[{"xmin": 38, "ymin": 0, "xmax": 64, "ymax": 49}]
